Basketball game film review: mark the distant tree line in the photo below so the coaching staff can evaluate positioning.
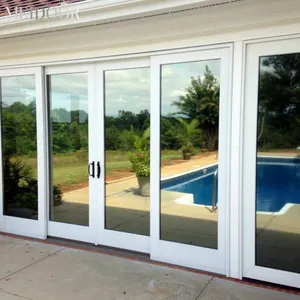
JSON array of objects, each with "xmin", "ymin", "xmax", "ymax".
[
  {"xmin": 1, "ymin": 102, "xmax": 89, "ymax": 156},
  {"xmin": 2, "ymin": 55, "xmax": 300, "ymax": 159}
]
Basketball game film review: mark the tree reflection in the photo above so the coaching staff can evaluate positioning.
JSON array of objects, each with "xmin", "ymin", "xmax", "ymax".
[{"xmin": 258, "ymin": 54, "xmax": 300, "ymax": 150}]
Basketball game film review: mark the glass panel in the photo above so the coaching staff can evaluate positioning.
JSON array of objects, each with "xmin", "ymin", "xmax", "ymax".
[
  {"xmin": 256, "ymin": 53, "xmax": 300, "ymax": 273},
  {"xmin": 104, "ymin": 68, "xmax": 150, "ymax": 236},
  {"xmin": 48, "ymin": 73, "xmax": 89, "ymax": 226},
  {"xmin": 0, "ymin": 75, "xmax": 38, "ymax": 220},
  {"xmin": 160, "ymin": 60, "xmax": 220, "ymax": 248}
]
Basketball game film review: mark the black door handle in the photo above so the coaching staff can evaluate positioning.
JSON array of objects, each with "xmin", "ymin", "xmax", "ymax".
[
  {"xmin": 97, "ymin": 162, "xmax": 101, "ymax": 178},
  {"xmin": 88, "ymin": 161, "xmax": 95, "ymax": 178}
]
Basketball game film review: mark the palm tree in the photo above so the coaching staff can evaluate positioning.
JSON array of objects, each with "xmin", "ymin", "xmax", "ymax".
[
  {"xmin": 134, "ymin": 127, "xmax": 150, "ymax": 151},
  {"xmin": 177, "ymin": 118, "xmax": 200, "ymax": 159},
  {"xmin": 173, "ymin": 66, "xmax": 220, "ymax": 151}
]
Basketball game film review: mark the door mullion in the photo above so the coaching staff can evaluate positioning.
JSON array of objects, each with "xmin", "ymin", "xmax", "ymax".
[
  {"xmin": 36, "ymin": 67, "xmax": 47, "ymax": 239},
  {"xmin": 91, "ymin": 64, "xmax": 105, "ymax": 245}
]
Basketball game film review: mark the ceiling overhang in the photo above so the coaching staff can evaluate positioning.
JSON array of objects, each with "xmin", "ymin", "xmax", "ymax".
[{"xmin": 0, "ymin": 0, "xmax": 244, "ymax": 38}]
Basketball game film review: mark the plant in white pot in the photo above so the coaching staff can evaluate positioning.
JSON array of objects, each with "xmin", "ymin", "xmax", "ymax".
[
  {"xmin": 129, "ymin": 128, "xmax": 150, "ymax": 197},
  {"xmin": 129, "ymin": 150, "xmax": 150, "ymax": 197}
]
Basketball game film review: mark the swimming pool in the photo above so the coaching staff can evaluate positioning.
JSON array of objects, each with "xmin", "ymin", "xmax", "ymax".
[{"xmin": 161, "ymin": 157, "xmax": 300, "ymax": 213}]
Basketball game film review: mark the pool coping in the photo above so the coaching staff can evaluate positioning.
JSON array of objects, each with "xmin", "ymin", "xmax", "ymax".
[{"xmin": 161, "ymin": 162, "xmax": 218, "ymax": 182}]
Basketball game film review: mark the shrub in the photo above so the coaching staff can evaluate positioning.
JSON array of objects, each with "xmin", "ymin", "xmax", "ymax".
[
  {"xmin": 14, "ymin": 192, "xmax": 38, "ymax": 210},
  {"xmin": 3, "ymin": 157, "xmax": 63, "ymax": 213},
  {"xmin": 53, "ymin": 185, "xmax": 63, "ymax": 206}
]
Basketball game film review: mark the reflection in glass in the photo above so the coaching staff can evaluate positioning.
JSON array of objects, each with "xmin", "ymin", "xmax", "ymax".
[
  {"xmin": 104, "ymin": 68, "xmax": 150, "ymax": 236},
  {"xmin": 160, "ymin": 60, "xmax": 220, "ymax": 248},
  {"xmin": 0, "ymin": 75, "xmax": 38, "ymax": 219},
  {"xmin": 48, "ymin": 73, "xmax": 89, "ymax": 226},
  {"xmin": 256, "ymin": 53, "xmax": 300, "ymax": 273}
]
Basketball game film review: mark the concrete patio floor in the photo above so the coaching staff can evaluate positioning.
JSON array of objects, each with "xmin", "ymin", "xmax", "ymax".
[{"xmin": 0, "ymin": 235, "xmax": 299, "ymax": 300}]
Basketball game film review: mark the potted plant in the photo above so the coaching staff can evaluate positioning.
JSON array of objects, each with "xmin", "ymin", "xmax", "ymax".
[
  {"xmin": 129, "ymin": 128, "xmax": 150, "ymax": 197},
  {"xmin": 129, "ymin": 150, "xmax": 150, "ymax": 197},
  {"xmin": 182, "ymin": 142, "xmax": 195, "ymax": 160},
  {"xmin": 177, "ymin": 118, "xmax": 199, "ymax": 160}
]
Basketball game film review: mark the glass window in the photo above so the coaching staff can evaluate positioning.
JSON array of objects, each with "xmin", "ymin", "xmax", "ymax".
[
  {"xmin": 104, "ymin": 67, "xmax": 150, "ymax": 236},
  {"xmin": 47, "ymin": 73, "xmax": 89, "ymax": 226},
  {"xmin": 160, "ymin": 60, "xmax": 220, "ymax": 248},
  {"xmin": 256, "ymin": 53, "xmax": 300, "ymax": 273},
  {"xmin": 0, "ymin": 75, "xmax": 38, "ymax": 220}
]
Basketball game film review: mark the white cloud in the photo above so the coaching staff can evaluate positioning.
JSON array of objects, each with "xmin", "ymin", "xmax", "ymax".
[
  {"xmin": 115, "ymin": 97, "xmax": 126, "ymax": 103},
  {"xmin": 105, "ymin": 68, "xmax": 150, "ymax": 115},
  {"xmin": 1, "ymin": 60, "xmax": 222, "ymax": 118},
  {"xmin": 171, "ymin": 90, "xmax": 188, "ymax": 97},
  {"xmin": 1, "ymin": 75, "xmax": 36, "ymax": 106},
  {"xmin": 49, "ymin": 73, "xmax": 88, "ymax": 96}
]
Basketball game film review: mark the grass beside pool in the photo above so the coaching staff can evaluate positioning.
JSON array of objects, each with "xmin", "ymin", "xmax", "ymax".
[
  {"xmin": 161, "ymin": 149, "xmax": 182, "ymax": 160},
  {"xmin": 14, "ymin": 149, "xmax": 183, "ymax": 188}
]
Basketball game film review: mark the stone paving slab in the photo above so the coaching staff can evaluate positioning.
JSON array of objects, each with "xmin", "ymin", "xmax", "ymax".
[
  {"xmin": 0, "ymin": 291, "xmax": 29, "ymax": 299},
  {"xmin": 0, "ymin": 236, "xmax": 63, "ymax": 280},
  {"xmin": 0, "ymin": 236, "xmax": 299, "ymax": 300},
  {"xmin": 0, "ymin": 238, "xmax": 211, "ymax": 300},
  {"xmin": 198, "ymin": 278, "xmax": 300, "ymax": 300}
]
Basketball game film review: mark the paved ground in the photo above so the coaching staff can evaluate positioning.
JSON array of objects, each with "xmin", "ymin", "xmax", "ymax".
[
  {"xmin": 0, "ymin": 235, "xmax": 299, "ymax": 300},
  {"xmin": 256, "ymin": 204, "xmax": 300, "ymax": 273}
]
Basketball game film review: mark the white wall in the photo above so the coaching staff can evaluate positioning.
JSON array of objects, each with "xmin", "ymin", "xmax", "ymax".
[{"xmin": 0, "ymin": 0, "xmax": 299, "ymax": 67}]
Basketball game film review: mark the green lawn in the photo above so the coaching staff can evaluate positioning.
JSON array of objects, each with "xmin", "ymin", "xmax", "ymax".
[
  {"xmin": 14, "ymin": 148, "xmax": 298, "ymax": 189},
  {"xmin": 161, "ymin": 149, "xmax": 182, "ymax": 160},
  {"xmin": 16, "ymin": 150, "xmax": 183, "ymax": 188}
]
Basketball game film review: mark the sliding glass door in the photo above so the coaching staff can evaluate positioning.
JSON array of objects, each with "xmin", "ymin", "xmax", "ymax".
[
  {"xmin": 0, "ymin": 68, "xmax": 47, "ymax": 238},
  {"xmin": 243, "ymin": 38, "xmax": 300, "ymax": 288},
  {"xmin": 95, "ymin": 59, "xmax": 151, "ymax": 253},
  {"xmin": 151, "ymin": 47, "xmax": 231, "ymax": 274},
  {"xmin": 46, "ymin": 64, "xmax": 96, "ymax": 243}
]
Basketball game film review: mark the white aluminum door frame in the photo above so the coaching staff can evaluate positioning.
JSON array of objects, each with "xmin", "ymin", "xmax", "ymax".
[
  {"xmin": 0, "ymin": 67, "xmax": 47, "ymax": 239},
  {"xmin": 150, "ymin": 46, "xmax": 232, "ymax": 275},
  {"xmin": 45, "ymin": 64, "xmax": 96, "ymax": 243},
  {"xmin": 243, "ymin": 37, "xmax": 300, "ymax": 288},
  {"xmin": 95, "ymin": 58, "xmax": 151, "ymax": 253}
]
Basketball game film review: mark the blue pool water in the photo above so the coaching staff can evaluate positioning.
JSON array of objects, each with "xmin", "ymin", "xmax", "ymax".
[{"xmin": 161, "ymin": 157, "xmax": 300, "ymax": 213}]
